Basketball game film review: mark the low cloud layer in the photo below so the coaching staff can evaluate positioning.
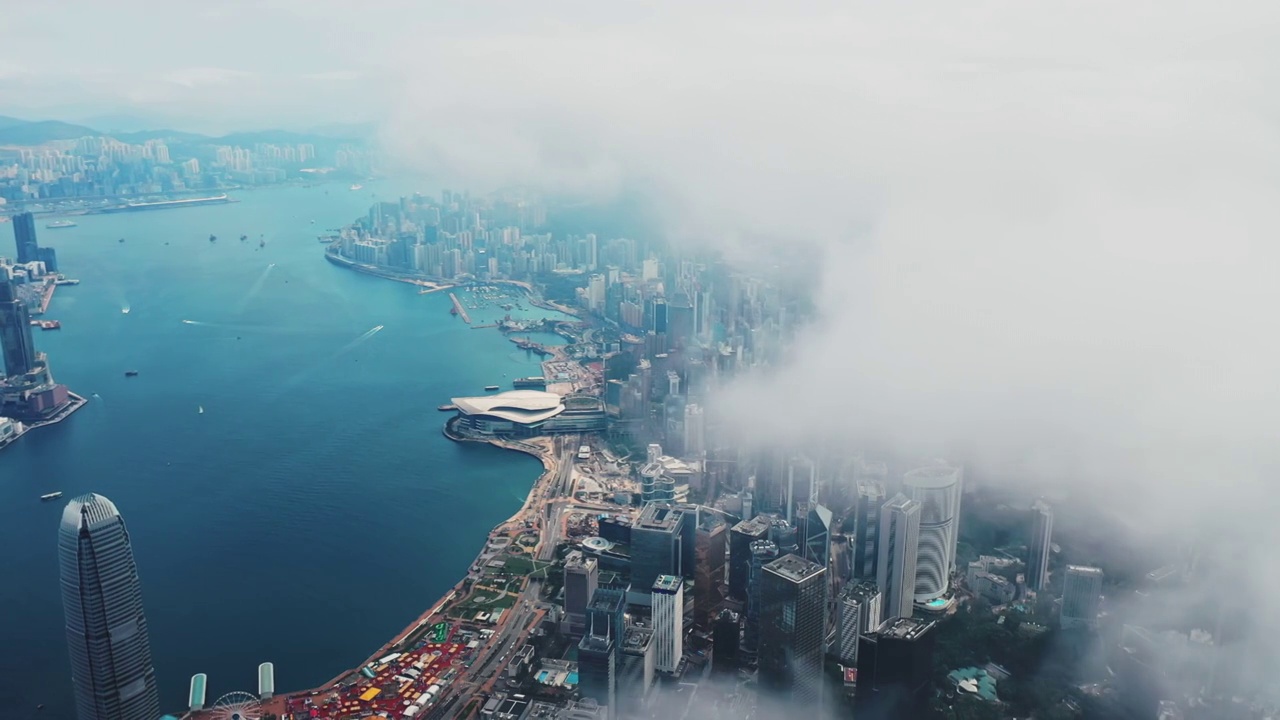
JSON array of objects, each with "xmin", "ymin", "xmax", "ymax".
[{"xmin": 376, "ymin": 0, "xmax": 1280, "ymax": 701}]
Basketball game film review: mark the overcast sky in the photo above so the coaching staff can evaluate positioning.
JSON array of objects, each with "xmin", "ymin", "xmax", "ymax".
[{"xmin": 9, "ymin": 0, "xmax": 1280, "ymax": 690}]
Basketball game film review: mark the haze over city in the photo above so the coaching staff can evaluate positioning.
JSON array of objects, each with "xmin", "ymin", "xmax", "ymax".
[{"xmin": 3, "ymin": 1, "xmax": 1279, "ymax": 719}]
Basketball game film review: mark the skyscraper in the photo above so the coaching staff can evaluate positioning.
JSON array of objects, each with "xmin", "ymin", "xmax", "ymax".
[
  {"xmin": 803, "ymin": 503, "xmax": 832, "ymax": 570},
  {"xmin": 13, "ymin": 211, "xmax": 38, "ymax": 264},
  {"xmin": 877, "ymin": 493, "xmax": 921, "ymax": 621},
  {"xmin": 652, "ymin": 575, "xmax": 684, "ymax": 673},
  {"xmin": 758, "ymin": 554, "xmax": 827, "ymax": 709},
  {"xmin": 0, "ymin": 272, "xmax": 37, "ymax": 377},
  {"xmin": 630, "ymin": 502, "xmax": 685, "ymax": 604},
  {"xmin": 728, "ymin": 514, "xmax": 770, "ymax": 601},
  {"xmin": 851, "ymin": 481, "xmax": 888, "ymax": 581},
  {"xmin": 563, "ymin": 551, "xmax": 599, "ymax": 637},
  {"xmin": 59, "ymin": 494, "xmax": 160, "ymax": 720},
  {"xmin": 693, "ymin": 514, "xmax": 726, "ymax": 628},
  {"xmin": 835, "ymin": 581, "xmax": 883, "ymax": 667},
  {"xmin": 579, "ymin": 587, "xmax": 626, "ymax": 713},
  {"xmin": 744, "ymin": 539, "xmax": 779, "ymax": 651},
  {"xmin": 786, "ymin": 455, "xmax": 818, "ymax": 524},
  {"xmin": 1061, "ymin": 565, "xmax": 1104, "ymax": 629},
  {"xmin": 855, "ymin": 616, "xmax": 938, "ymax": 719},
  {"xmin": 1027, "ymin": 500, "xmax": 1054, "ymax": 593},
  {"xmin": 711, "ymin": 609, "xmax": 740, "ymax": 677},
  {"xmin": 903, "ymin": 464, "xmax": 963, "ymax": 603}
]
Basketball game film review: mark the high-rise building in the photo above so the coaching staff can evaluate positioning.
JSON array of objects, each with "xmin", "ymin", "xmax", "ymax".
[
  {"xmin": 855, "ymin": 616, "xmax": 937, "ymax": 719},
  {"xmin": 903, "ymin": 464, "xmax": 963, "ymax": 603},
  {"xmin": 728, "ymin": 515, "xmax": 770, "ymax": 601},
  {"xmin": 13, "ymin": 211, "xmax": 38, "ymax": 264},
  {"xmin": 1061, "ymin": 565, "xmax": 1104, "ymax": 629},
  {"xmin": 618, "ymin": 626, "xmax": 655, "ymax": 716},
  {"xmin": 563, "ymin": 551, "xmax": 599, "ymax": 637},
  {"xmin": 744, "ymin": 539, "xmax": 779, "ymax": 651},
  {"xmin": 693, "ymin": 515, "xmax": 726, "ymax": 627},
  {"xmin": 758, "ymin": 554, "xmax": 827, "ymax": 709},
  {"xmin": 711, "ymin": 609, "xmax": 740, "ymax": 677},
  {"xmin": 577, "ymin": 634, "xmax": 616, "ymax": 713},
  {"xmin": 786, "ymin": 456, "xmax": 818, "ymax": 524},
  {"xmin": 876, "ymin": 493, "xmax": 921, "ymax": 621},
  {"xmin": 851, "ymin": 481, "xmax": 888, "ymax": 581},
  {"xmin": 59, "ymin": 493, "xmax": 161, "ymax": 720},
  {"xmin": 682, "ymin": 403, "xmax": 705, "ymax": 456},
  {"xmin": 652, "ymin": 575, "xmax": 684, "ymax": 673},
  {"xmin": 803, "ymin": 504, "xmax": 832, "ymax": 570},
  {"xmin": 587, "ymin": 587, "xmax": 627, "ymax": 653},
  {"xmin": 835, "ymin": 581, "xmax": 883, "ymax": 667},
  {"xmin": 0, "ymin": 273, "xmax": 37, "ymax": 377},
  {"xmin": 1027, "ymin": 500, "xmax": 1054, "ymax": 593},
  {"xmin": 630, "ymin": 503, "xmax": 686, "ymax": 605}
]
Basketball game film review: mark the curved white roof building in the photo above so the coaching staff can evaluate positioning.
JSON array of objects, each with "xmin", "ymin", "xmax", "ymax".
[
  {"xmin": 452, "ymin": 390, "xmax": 565, "ymax": 424},
  {"xmin": 903, "ymin": 464, "xmax": 963, "ymax": 603}
]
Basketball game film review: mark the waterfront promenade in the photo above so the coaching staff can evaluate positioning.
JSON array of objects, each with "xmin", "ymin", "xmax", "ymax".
[{"xmin": 254, "ymin": 429, "xmax": 570, "ymax": 720}]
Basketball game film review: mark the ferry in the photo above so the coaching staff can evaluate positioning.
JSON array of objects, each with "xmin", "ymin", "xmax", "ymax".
[
  {"xmin": 437, "ymin": 404, "xmax": 457, "ymax": 412},
  {"xmin": 121, "ymin": 307, "xmax": 131, "ymax": 315},
  {"xmin": 40, "ymin": 492, "xmax": 63, "ymax": 501},
  {"xmin": 125, "ymin": 370, "xmax": 139, "ymax": 377},
  {"xmin": 484, "ymin": 385, "xmax": 501, "ymax": 392},
  {"xmin": 46, "ymin": 220, "xmax": 77, "ymax": 229},
  {"xmin": 36, "ymin": 320, "xmax": 61, "ymax": 330},
  {"xmin": 350, "ymin": 184, "xmax": 364, "ymax": 191}
]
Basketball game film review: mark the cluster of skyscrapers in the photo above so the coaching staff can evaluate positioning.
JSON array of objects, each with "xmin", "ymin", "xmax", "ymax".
[
  {"xmin": 0, "ymin": 131, "xmax": 369, "ymax": 201},
  {"xmin": 1, "ymin": 214, "xmax": 75, "ymax": 423}
]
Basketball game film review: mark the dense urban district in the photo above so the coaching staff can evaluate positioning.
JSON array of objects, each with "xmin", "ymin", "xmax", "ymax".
[{"xmin": 1, "ymin": 141, "xmax": 1271, "ymax": 720}]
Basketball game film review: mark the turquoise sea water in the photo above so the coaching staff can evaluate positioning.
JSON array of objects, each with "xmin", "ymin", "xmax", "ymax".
[{"xmin": 0, "ymin": 183, "xmax": 561, "ymax": 717}]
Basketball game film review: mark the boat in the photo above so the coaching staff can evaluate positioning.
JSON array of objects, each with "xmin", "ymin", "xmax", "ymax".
[
  {"xmin": 125, "ymin": 370, "xmax": 139, "ymax": 377},
  {"xmin": 240, "ymin": 234, "xmax": 248, "ymax": 241},
  {"xmin": 437, "ymin": 404, "xmax": 457, "ymax": 412},
  {"xmin": 37, "ymin": 320, "xmax": 61, "ymax": 330},
  {"xmin": 121, "ymin": 307, "xmax": 130, "ymax": 315},
  {"xmin": 46, "ymin": 220, "xmax": 77, "ymax": 229},
  {"xmin": 198, "ymin": 406, "xmax": 204, "ymax": 414},
  {"xmin": 119, "ymin": 237, "xmax": 125, "ymax": 243},
  {"xmin": 450, "ymin": 306, "xmax": 459, "ymax": 316},
  {"xmin": 349, "ymin": 184, "xmax": 363, "ymax": 191},
  {"xmin": 484, "ymin": 385, "xmax": 500, "ymax": 391},
  {"xmin": 259, "ymin": 238, "xmax": 265, "ymax": 248},
  {"xmin": 209, "ymin": 234, "xmax": 217, "ymax": 242},
  {"xmin": 40, "ymin": 492, "xmax": 63, "ymax": 501}
]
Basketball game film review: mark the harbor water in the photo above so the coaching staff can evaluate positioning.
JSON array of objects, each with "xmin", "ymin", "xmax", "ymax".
[{"xmin": 0, "ymin": 182, "xmax": 563, "ymax": 717}]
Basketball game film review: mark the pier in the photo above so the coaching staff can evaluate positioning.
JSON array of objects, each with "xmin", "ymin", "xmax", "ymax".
[{"xmin": 448, "ymin": 292, "xmax": 472, "ymax": 323}]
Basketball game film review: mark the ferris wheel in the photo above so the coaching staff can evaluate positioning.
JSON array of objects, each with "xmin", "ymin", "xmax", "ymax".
[{"xmin": 209, "ymin": 691, "xmax": 262, "ymax": 720}]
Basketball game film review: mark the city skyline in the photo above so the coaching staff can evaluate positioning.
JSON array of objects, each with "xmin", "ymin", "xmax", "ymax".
[{"xmin": 4, "ymin": 0, "xmax": 1279, "ymax": 717}]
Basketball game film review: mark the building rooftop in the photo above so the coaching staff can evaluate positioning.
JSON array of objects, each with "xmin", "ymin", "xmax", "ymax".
[
  {"xmin": 653, "ymin": 575, "xmax": 682, "ymax": 593},
  {"xmin": 876, "ymin": 616, "xmax": 937, "ymax": 641},
  {"xmin": 841, "ymin": 580, "xmax": 882, "ymax": 603},
  {"xmin": 451, "ymin": 389, "xmax": 564, "ymax": 424},
  {"xmin": 621, "ymin": 626, "xmax": 654, "ymax": 653},
  {"xmin": 763, "ymin": 553, "xmax": 824, "ymax": 583},
  {"xmin": 732, "ymin": 514, "xmax": 771, "ymax": 537},
  {"xmin": 579, "ymin": 633, "xmax": 612, "ymax": 653},
  {"xmin": 564, "ymin": 550, "xmax": 597, "ymax": 573},
  {"xmin": 636, "ymin": 502, "xmax": 684, "ymax": 532},
  {"xmin": 1067, "ymin": 565, "xmax": 1105, "ymax": 577},
  {"xmin": 903, "ymin": 464, "xmax": 961, "ymax": 489}
]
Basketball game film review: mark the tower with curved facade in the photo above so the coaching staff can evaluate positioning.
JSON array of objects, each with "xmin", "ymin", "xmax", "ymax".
[
  {"xmin": 903, "ymin": 465, "xmax": 963, "ymax": 603},
  {"xmin": 59, "ymin": 493, "xmax": 160, "ymax": 720}
]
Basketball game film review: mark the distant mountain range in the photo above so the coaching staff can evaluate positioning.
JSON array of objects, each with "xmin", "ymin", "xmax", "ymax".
[{"xmin": 0, "ymin": 115, "xmax": 370, "ymax": 147}]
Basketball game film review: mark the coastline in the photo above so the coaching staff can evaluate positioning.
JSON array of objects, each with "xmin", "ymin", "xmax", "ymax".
[
  {"xmin": 291, "ymin": 422, "xmax": 558, "ymax": 705},
  {"xmin": 0, "ymin": 392, "xmax": 88, "ymax": 454}
]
